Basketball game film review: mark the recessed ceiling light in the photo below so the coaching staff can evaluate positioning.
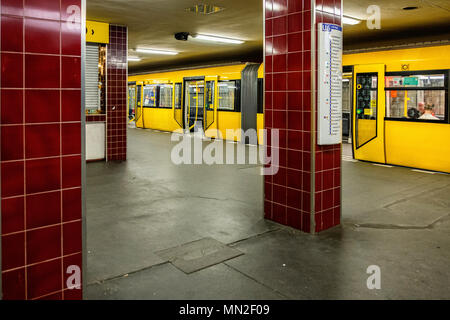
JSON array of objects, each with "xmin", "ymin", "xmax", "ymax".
[
  {"xmin": 342, "ymin": 15, "xmax": 361, "ymax": 25},
  {"xmin": 192, "ymin": 34, "xmax": 244, "ymax": 44},
  {"xmin": 136, "ymin": 48, "xmax": 179, "ymax": 55},
  {"xmin": 127, "ymin": 56, "xmax": 141, "ymax": 62},
  {"xmin": 403, "ymin": 6, "xmax": 419, "ymax": 10}
]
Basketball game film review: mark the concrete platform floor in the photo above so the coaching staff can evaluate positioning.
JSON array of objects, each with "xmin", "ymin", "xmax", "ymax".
[{"xmin": 85, "ymin": 128, "xmax": 450, "ymax": 300}]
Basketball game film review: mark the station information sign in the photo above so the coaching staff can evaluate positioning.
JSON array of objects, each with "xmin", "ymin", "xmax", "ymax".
[{"xmin": 317, "ymin": 23, "xmax": 343, "ymax": 145}]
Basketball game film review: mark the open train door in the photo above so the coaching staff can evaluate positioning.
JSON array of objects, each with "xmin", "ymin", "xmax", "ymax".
[
  {"xmin": 135, "ymin": 83, "xmax": 143, "ymax": 128},
  {"xmin": 173, "ymin": 82, "xmax": 184, "ymax": 131},
  {"xmin": 204, "ymin": 75, "xmax": 219, "ymax": 138},
  {"xmin": 352, "ymin": 64, "xmax": 386, "ymax": 163}
]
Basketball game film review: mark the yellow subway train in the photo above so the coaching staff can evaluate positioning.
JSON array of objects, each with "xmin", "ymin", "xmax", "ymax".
[
  {"xmin": 343, "ymin": 44, "xmax": 450, "ymax": 173},
  {"xmin": 128, "ymin": 44, "xmax": 450, "ymax": 173},
  {"xmin": 128, "ymin": 63, "xmax": 264, "ymax": 144}
]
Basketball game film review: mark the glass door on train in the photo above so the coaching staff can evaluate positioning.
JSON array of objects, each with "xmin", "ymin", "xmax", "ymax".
[
  {"xmin": 352, "ymin": 64, "xmax": 386, "ymax": 163},
  {"xmin": 204, "ymin": 75, "xmax": 218, "ymax": 137},
  {"xmin": 184, "ymin": 78, "xmax": 205, "ymax": 132}
]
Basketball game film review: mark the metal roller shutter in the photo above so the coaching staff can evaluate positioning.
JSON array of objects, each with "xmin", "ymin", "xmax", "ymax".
[{"xmin": 86, "ymin": 43, "xmax": 100, "ymax": 111}]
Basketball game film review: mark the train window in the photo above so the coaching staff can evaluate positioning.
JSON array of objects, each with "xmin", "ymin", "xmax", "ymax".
[
  {"xmin": 159, "ymin": 84, "xmax": 173, "ymax": 108},
  {"xmin": 143, "ymin": 85, "xmax": 158, "ymax": 107},
  {"xmin": 174, "ymin": 83, "xmax": 182, "ymax": 109},
  {"xmin": 206, "ymin": 81, "xmax": 215, "ymax": 111},
  {"xmin": 385, "ymin": 72, "xmax": 448, "ymax": 122},
  {"xmin": 355, "ymin": 73, "xmax": 378, "ymax": 148},
  {"xmin": 218, "ymin": 80, "xmax": 239, "ymax": 111}
]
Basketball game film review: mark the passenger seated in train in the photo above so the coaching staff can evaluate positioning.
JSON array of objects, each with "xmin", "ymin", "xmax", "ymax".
[{"xmin": 419, "ymin": 104, "xmax": 440, "ymax": 120}]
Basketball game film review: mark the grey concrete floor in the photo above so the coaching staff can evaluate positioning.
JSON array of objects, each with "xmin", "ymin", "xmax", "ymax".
[{"xmin": 85, "ymin": 128, "xmax": 450, "ymax": 300}]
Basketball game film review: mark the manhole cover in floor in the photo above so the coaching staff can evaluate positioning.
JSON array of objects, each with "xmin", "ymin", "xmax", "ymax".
[{"xmin": 155, "ymin": 238, "xmax": 243, "ymax": 274}]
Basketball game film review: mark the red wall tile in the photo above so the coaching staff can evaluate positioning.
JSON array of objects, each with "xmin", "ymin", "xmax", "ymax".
[
  {"xmin": 26, "ymin": 191, "xmax": 61, "ymax": 229},
  {"xmin": 1, "ymin": 268, "xmax": 26, "ymax": 300},
  {"xmin": 1, "ymin": 53, "xmax": 23, "ymax": 88},
  {"xmin": 1, "ymin": 197, "xmax": 25, "ymax": 234},
  {"xmin": 25, "ymin": 18, "xmax": 60, "ymax": 54},
  {"xmin": 1, "ymin": 125, "xmax": 24, "ymax": 161},
  {"xmin": 26, "ymin": 258, "xmax": 62, "ymax": 299},
  {"xmin": 25, "ymin": 90, "xmax": 60, "ymax": 123},
  {"xmin": 25, "ymin": 54, "xmax": 60, "ymax": 88},
  {"xmin": 25, "ymin": 124, "xmax": 61, "ymax": 158},
  {"xmin": 1, "ymin": 89, "xmax": 24, "ymax": 124},
  {"xmin": 1, "ymin": 15, "xmax": 24, "ymax": 52}
]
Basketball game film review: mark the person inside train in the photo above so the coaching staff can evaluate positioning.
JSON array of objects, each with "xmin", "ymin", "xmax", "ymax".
[{"xmin": 419, "ymin": 104, "xmax": 439, "ymax": 120}]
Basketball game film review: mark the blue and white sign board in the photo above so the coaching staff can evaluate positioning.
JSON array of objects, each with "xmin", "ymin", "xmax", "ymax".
[{"xmin": 317, "ymin": 23, "xmax": 343, "ymax": 145}]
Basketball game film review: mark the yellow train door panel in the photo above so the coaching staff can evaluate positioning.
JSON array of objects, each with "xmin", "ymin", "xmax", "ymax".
[{"xmin": 353, "ymin": 64, "xmax": 386, "ymax": 164}]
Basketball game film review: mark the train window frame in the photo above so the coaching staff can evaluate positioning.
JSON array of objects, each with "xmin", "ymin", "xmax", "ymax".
[
  {"xmin": 355, "ymin": 72, "xmax": 379, "ymax": 149},
  {"xmin": 384, "ymin": 70, "xmax": 449, "ymax": 124},
  {"xmin": 218, "ymin": 80, "xmax": 241, "ymax": 112}
]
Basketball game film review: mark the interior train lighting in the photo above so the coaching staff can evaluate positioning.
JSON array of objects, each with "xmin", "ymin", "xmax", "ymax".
[
  {"xmin": 191, "ymin": 34, "xmax": 244, "ymax": 44},
  {"xmin": 136, "ymin": 48, "xmax": 179, "ymax": 55},
  {"xmin": 342, "ymin": 15, "xmax": 362, "ymax": 25}
]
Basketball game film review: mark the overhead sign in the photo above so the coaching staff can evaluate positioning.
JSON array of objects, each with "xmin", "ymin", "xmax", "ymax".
[
  {"xmin": 317, "ymin": 23, "xmax": 343, "ymax": 145},
  {"xmin": 86, "ymin": 21, "xmax": 109, "ymax": 44}
]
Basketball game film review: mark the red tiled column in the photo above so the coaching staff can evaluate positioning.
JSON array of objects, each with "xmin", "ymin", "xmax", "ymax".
[
  {"xmin": 1, "ymin": 0, "xmax": 83, "ymax": 299},
  {"xmin": 106, "ymin": 25, "xmax": 127, "ymax": 161},
  {"xmin": 264, "ymin": 0, "xmax": 342, "ymax": 233}
]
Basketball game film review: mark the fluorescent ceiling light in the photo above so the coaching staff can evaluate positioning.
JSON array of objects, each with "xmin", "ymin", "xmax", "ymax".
[
  {"xmin": 192, "ymin": 34, "xmax": 244, "ymax": 44},
  {"xmin": 343, "ymin": 16, "xmax": 361, "ymax": 25},
  {"xmin": 136, "ymin": 48, "xmax": 178, "ymax": 55},
  {"xmin": 127, "ymin": 56, "xmax": 141, "ymax": 62}
]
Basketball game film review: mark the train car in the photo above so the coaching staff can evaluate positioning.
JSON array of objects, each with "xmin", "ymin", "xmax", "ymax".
[
  {"xmin": 343, "ymin": 44, "xmax": 450, "ymax": 173},
  {"xmin": 128, "ymin": 63, "xmax": 264, "ymax": 144}
]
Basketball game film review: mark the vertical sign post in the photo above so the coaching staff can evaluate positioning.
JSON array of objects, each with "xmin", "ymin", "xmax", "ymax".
[{"xmin": 317, "ymin": 23, "xmax": 343, "ymax": 145}]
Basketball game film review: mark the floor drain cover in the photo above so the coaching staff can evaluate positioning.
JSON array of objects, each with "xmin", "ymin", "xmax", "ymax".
[{"xmin": 155, "ymin": 238, "xmax": 243, "ymax": 274}]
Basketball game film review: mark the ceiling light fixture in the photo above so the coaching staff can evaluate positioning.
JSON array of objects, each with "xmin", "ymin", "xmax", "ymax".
[
  {"xmin": 342, "ymin": 15, "xmax": 362, "ymax": 25},
  {"xmin": 403, "ymin": 6, "xmax": 419, "ymax": 10},
  {"xmin": 186, "ymin": 4, "xmax": 224, "ymax": 15},
  {"xmin": 127, "ymin": 56, "xmax": 141, "ymax": 62},
  {"xmin": 191, "ymin": 34, "xmax": 244, "ymax": 44},
  {"xmin": 136, "ymin": 48, "xmax": 179, "ymax": 55}
]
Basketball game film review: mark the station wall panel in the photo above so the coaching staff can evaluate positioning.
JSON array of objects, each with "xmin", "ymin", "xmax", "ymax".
[{"xmin": 1, "ymin": 0, "xmax": 83, "ymax": 300}]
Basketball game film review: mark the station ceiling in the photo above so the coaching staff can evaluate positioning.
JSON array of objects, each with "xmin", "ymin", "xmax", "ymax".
[{"xmin": 86, "ymin": 0, "xmax": 450, "ymax": 73}]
